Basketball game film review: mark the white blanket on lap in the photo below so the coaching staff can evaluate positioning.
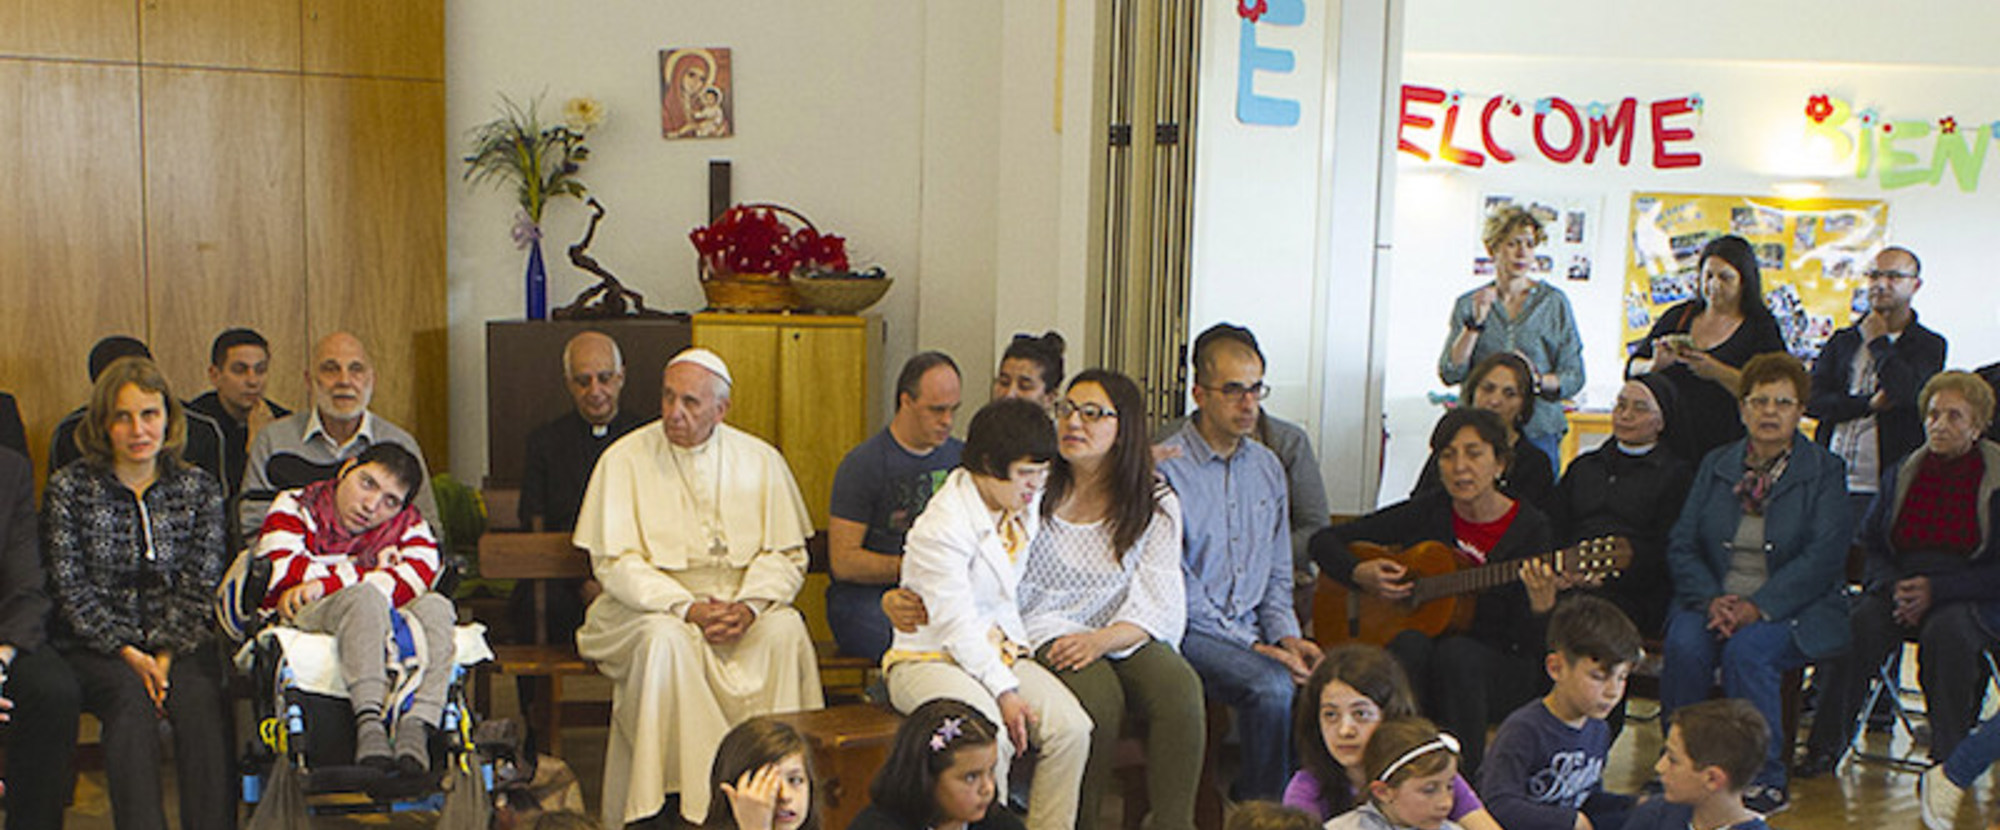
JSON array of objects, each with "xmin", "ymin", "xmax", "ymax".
[{"xmin": 236, "ymin": 621, "xmax": 495, "ymax": 701}]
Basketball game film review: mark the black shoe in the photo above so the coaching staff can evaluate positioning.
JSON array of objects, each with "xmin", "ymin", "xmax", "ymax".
[
  {"xmin": 355, "ymin": 715, "xmax": 397, "ymax": 773},
  {"xmin": 1743, "ymin": 784, "xmax": 1790, "ymax": 815},
  {"xmin": 1794, "ymin": 746, "xmax": 1840, "ymax": 778},
  {"xmin": 392, "ymin": 722, "xmax": 434, "ymax": 776}
]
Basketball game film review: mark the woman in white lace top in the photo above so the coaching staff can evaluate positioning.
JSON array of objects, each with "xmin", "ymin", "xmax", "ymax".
[{"xmin": 1018, "ymin": 369, "xmax": 1206, "ymax": 830}]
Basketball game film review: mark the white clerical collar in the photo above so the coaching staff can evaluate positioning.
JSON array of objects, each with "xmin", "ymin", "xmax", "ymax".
[{"xmin": 1617, "ymin": 441, "xmax": 1657, "ymax": 456}]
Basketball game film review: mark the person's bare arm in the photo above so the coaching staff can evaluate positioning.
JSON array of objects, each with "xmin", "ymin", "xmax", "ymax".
[{"xmin": 827, "ymin": 517, "xmax": 902, "ymax": 584}]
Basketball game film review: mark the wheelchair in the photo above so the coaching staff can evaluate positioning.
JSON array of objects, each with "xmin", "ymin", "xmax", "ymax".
[{"xmin": 219, "ymin": 517, "xmax": 495, "ymax": 821}]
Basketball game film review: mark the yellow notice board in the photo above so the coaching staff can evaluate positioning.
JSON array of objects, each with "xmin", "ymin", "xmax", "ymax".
[{"xmin": 1623, "ymin": 193, "xmax": 1889, "ymax": 364}]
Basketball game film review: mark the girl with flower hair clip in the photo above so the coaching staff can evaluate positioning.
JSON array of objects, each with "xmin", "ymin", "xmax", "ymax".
[
  {"xmin": 851, "ymin": 699, "xmax": 1026, "ymax": 830},
  {"xmin": 1326, "ymin": 717, "xmax": 1466, "ymax": 830}
]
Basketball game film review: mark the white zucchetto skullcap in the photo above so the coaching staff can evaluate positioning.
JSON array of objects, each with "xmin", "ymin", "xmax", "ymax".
[{"xmin": 668, "ymin": 347, "xmax": 733, "ymax": 386}]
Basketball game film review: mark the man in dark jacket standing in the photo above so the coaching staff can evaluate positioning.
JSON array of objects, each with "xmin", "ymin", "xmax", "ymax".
[{"xmin": 1808, "ymin": 246, "xmax": 1947, "ymax": 522}]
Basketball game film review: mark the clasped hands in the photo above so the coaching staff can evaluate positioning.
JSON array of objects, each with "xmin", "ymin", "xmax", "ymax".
[
  {"xmin": 1704, "ymin": 594, "xmax": 1763, "ymax": 638},
  {"xmin": 688, "ymin": 597, "xmax": 756, "ymax": 644}
]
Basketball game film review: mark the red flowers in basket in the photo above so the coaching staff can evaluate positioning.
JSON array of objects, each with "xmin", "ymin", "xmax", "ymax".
[{"xmin": 690, "ymin": 204, "xmax": 850, "ymax": 276}]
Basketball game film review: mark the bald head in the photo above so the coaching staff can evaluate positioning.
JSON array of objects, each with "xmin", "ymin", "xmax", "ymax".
[
  {"xmin": 310, "ymin": 332, "xmax": 375, "ymax": 422},
  {"xmin": 563, "ymin": 331, "xmax": 626, "ymax": 425}
]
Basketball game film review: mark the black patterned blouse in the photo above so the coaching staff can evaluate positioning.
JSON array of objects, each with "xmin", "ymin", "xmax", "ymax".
[{"xmin": 42, "ymin": 459, "xmax": 226, "ymax": 656}]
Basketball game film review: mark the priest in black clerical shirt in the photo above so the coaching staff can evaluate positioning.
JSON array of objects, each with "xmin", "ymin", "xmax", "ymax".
[
  {"xmin": 520, "ymin": 331, "xmax": 650, "ymax": 533},
  {"xmin": 515, "ymin": 331, "xmax": 649, "ymax": 649}
]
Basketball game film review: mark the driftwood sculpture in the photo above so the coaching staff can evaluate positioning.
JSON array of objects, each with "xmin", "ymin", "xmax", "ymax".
[{"xmin": 552, "ymin": 198, "xmax": 669, "ymax": 319}]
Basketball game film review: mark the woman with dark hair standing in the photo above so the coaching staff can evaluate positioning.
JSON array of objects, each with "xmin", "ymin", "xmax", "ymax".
[
  {"xmin": 40, "ymin": 356, "xmax": 234, "ymax": 830},
  {"xmin": 1019, "ymin": 369, "xmax": 1205, "ymax": 830},
  {"xmin": 1414, "ymin": 353, "xmax": 1555, "ymax": 513},
  {"xmin": 1628, "ymin": 235, "xmax": 1786, "ymax": 460},
  {"xmin": 993, "ymin": 331, "xmax": 1067, "ymax": 411},
  {"xmin": 1311, "ymin": 408, "xmax": 1562, "ymax": 777}
]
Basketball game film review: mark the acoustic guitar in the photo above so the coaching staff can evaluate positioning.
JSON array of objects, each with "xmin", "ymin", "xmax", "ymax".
[{"xmin": 1313, "ymin": 536, "xmax": 1632, "ymax": 646}]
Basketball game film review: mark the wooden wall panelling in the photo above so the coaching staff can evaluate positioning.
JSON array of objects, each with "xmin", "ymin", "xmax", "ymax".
[
  {"xmin": 0, "ymin": 61, "xmax": 147, "ymax": 478},
  {"xmin": 0, "ymin": 0, "xmax": 137, "ymax": 62},
  {"xmin": 142, "ymin": 67, "xmax": 308, "ymax": 413},
  {"xmin": 303, "ymin": 75, "xmax": 447, "ymax": 468},
  {"xmin": 692, "ymin": 318, "xmax": 781, "ymax": 446},
  {"xmin": 301, "ymin": 0, "xmax": 443, "ymax": 80},
  {"xmin": 778, "ymin": 324, "xmax": 868, "ymax": 530},
  {"xmin": 140, "ymin": 0, "xmax": 303, "ymax": 71}
]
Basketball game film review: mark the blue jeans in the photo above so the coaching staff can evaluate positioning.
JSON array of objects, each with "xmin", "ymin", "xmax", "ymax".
[
  {"xmin": 1945, "ymin": 713, "xmax": 2000, "ymax": 787},
  {"xmin": 824, "ymin": 580, "xmax": 894, "ymax": 663},
  {"xmin": 1661, "ymin": 607, "xmax": 1809, "ymax": 791},
  {"xmin": 1180, "ymin": 629, "xmax": 1295, "ymax": 800},
  {"xmin": 1527, "ymin": 431, "xmax": 1563, "ymax": 477}
]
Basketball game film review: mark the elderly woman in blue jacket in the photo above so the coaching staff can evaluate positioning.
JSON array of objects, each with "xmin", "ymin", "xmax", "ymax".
[{"xmin": 1659, "ymin": 352, "xmax": 1853, "ymax": 816}]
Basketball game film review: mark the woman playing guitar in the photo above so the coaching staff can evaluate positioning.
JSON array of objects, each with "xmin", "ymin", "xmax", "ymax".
[{"xmin": 1309, "ymin": 407, "xmax": 1568, "ymax": 777}]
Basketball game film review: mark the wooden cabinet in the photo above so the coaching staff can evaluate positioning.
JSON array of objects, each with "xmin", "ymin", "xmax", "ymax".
[{"xmin": 693, "ymin": 314, "xmax": 873, "ymax": 529}]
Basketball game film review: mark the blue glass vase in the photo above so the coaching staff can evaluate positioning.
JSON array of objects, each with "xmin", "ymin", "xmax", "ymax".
[{"xmin": 525, "ymin": 238, "xmax": 548, "ymax": 320}]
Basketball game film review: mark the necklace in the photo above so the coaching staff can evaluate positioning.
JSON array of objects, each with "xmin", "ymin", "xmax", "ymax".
[{"xmin": 665, "ymin": 434, "xmax": 730, "ymax": 563}]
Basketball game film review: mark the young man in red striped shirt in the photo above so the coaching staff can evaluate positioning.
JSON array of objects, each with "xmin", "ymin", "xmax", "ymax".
[{"xmin": 253, "ymin": 441, "xmax": 455, "ymax": 775}]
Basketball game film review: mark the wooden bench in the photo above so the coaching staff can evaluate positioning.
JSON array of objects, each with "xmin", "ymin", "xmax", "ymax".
[
  {"xmin": 766, "ymin": 704, "xmax": 905, "ymax": 830},
  {"xmin": 475, "ymin": 529, "xmax": 880, "ymax": 754}
]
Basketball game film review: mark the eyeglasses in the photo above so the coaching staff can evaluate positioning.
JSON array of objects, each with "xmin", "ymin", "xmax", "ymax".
[
  {"xmin": 1864, "ymin": 269, "xmax": 1917, "ymax": 281},
  {"xmin": 1202, "ymin": 381, "xmax": 1272, "ymax": 401},
  {"xmin": 1744, "ymin": 395, "xmax": 1800, "ymax": 411},
  {"xmin": 1054, "ymin": 400, "xmax": 1118, "ymax": 423}
]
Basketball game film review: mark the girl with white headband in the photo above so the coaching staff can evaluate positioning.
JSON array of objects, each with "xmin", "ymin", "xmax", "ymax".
[{"xmin": 1326, "ymin": 717, "xmax": 1466, "ymax": 830}]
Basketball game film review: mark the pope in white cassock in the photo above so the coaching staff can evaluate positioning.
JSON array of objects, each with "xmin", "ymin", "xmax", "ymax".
[{"xmin": 573, "ymin": 347, "xmax": 824, "ymax": 827}]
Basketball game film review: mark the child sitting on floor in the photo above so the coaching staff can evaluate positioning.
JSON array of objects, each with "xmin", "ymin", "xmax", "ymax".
[{"xmin": 1327, "ymin": 717, "xmax": 1467, "ymax": 830}]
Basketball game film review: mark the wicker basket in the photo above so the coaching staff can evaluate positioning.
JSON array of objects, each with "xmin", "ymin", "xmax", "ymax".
[
  {"xmin": 793, "ymin": 276, "xmax": 892, "ymax": 314},
  {"xmin": 695, "ymin": 202, "xmax": 818, "ymax": 312},
  {"xmin": 700, "ymin": 267, "xmax": 800, "ymax": 312}
]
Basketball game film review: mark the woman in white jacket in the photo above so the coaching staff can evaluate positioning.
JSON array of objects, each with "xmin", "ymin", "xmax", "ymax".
[{"xmin": 883, "ymin": 398, "xmax": 1092, "ymax": 830}]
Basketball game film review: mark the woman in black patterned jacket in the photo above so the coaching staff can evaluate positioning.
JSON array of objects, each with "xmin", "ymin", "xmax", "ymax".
[{"xmin": 37, "ymin": 356, "xmax": 234, "ymax": 830}]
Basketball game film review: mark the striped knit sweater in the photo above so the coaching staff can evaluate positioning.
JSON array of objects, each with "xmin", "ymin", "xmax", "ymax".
[{"xmin": 253, "ymin": 488, "xmax": 441, "ymax": 609}]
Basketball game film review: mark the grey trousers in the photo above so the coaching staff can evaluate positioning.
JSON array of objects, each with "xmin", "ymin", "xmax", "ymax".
[{"xmin": 293, "ymin": 586, "xmax": 457, "ymax": 727}]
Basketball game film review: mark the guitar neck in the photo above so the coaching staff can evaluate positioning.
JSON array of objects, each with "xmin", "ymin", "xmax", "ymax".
[{"xmin": 1412, "ymin": 550, "xmax": 1553, "ymax": 604}]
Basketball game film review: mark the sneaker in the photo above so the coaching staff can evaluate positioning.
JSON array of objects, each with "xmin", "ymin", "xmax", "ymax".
[
  {"xmin": 1742, "ymin": 784, "xmax": 1790, "ymax": 815},
  {"xmin": 1920, "ymin": 764, "xmax": 1966, "ymax": 830}
]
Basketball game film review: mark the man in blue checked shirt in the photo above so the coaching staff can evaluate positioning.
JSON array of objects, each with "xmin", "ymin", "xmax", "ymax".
[{"xmin": 1156, "ymin": 323, "xmax": 1322, "ymax": 801}]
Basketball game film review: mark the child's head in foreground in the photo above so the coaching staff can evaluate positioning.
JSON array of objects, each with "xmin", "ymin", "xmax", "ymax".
[
  {"xmin": 1655, "ymin": 699, "xmax": 1767, "ymax": 804},
  {"xmin": 870, "ymin": 698, "xmax": 1006, "ymax": 829},
  {"xmin": 1224, "ymin": 801, "xmax": 1318, "ymax": 830},
  {"xmin": 1363, "ymin": 717, "xmax": 1460, "ymax": 830},
  {"xmin": 705, "ymin": 717, "xmax": 820, "ymax": 830},
  {"xmin": 1543, "ymin": 594, "xmax": 1643, "ymax": 722}
]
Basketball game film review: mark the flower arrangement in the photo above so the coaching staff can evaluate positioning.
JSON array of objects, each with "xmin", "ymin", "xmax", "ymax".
[
  {"xmin": 463, "ymin": 95, "xmax": 603, "ymax": 232},
  {"xmin": 689, "ymin": 204, "xmax": 850, "ymax": 277}
]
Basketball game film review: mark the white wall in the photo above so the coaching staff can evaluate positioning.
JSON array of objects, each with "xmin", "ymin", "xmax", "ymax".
[
  {"xmin": 1191, "ymin": 0, "xmax": 1404, "ymax": 512},
  {"xmin": 1377, "ymin": 0, "xmax": 2000, "ymax": 502},
  {"xmin": 446, "ymin": 1, "xmax": 1102, "ymax": 480}
]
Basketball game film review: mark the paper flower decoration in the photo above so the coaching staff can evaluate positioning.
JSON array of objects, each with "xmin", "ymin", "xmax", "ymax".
[
  {"xmin": 1447, "ymin": 89, "xmax": 1463, "ymax": 107},
  {"xmin": 1858, "ymin": 108, "xmax": 1879, "ymax": 127},
  {"xmin": 1586, "ymin": 101, "xmax": 1606, "ymax": 120},
  {"xmin": 1940, "ymin": 116, "xmax": 1959, "ymax": 134},
  {"xmin": 1688, "ymin": 93, "xmax": 1704, "ymax": 112},
  {"xmin": 1805, "ymin": 95, "xmax": 1834, "ymax": 124},
  {"xmin": 1534, "ymin": 98, "xmax": 1553, "ymax": 116},
  {"xmin": 1236, "ymin": 0, "xmax": 1267, "ymax": 22}
]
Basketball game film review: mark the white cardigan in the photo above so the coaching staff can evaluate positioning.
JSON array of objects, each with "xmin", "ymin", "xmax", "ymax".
[{"xmin": 887, "ymin": 467, "xmax": 1041, "ymax": 697}]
